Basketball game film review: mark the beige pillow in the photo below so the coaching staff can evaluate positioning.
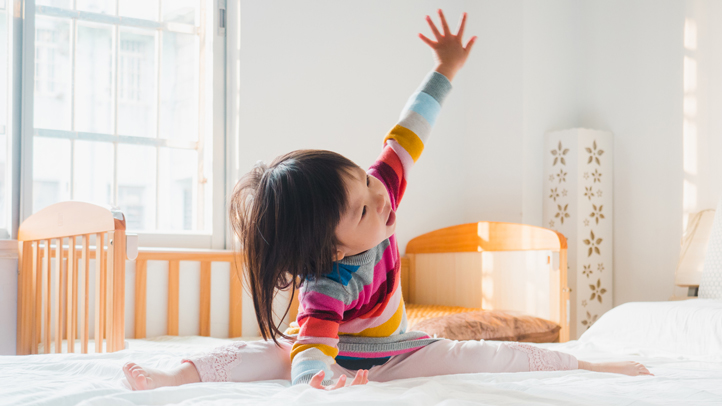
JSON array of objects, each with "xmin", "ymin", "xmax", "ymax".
[{"xmin": 412, "ymin": 310, "xmax": 561, "ymax": 343}]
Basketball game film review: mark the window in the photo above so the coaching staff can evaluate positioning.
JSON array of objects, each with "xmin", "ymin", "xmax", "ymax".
[{"xmin": 20, "ymin": 0, "xmax": 225, "ymax": 248}]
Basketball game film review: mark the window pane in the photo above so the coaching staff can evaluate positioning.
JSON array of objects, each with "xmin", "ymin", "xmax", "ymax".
[
  {"xmin": 34, "ymin": 16, "xmax": 71, "ymax": 131},
  {"xmin": 33, "ymin": 137, "xmax": 71, "ymax": 213},
  {"xmin": 0, "ymin": 133, "xmax": 6, "ymax": 230},
  {"xmin": 163, "ymin": 0, "xmax": 198, "ymax": 25},
  {"xmin": 118, "ymin": 28, "xmax": 157, "ymax": 138},
  {"xmin": 118, "ymin": 144, "xmax": 156, "ymax": 231},
  {"xmin": 75, "ymin": 23, "xmax": 113, "ymax": 134},
  {"xmin": 158, "ymin": 148, "xmax": 196, "ymax": 231},
  {"xmin": 73, "ymin": 140, "xmax": 113, "ymax": 206},
  {"xmin": 159, "ymin": 31, "xmax": 198, "ymax": 141},
  {"xmin": 76, "ymin": 0, "xmax": 115, "ymax": 15},
  {"xmin": 119, "ymin": 0, "xmax": 159, "ymax": 21},
  {"xmin": 37, "ymin": 0, "xmax": 71, "ymax": 9}
]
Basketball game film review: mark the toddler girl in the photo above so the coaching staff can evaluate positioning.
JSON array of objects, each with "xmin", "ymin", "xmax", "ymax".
[{"xmin": 123, "ymin": 9, "xmax": 651, "ymax": 392}]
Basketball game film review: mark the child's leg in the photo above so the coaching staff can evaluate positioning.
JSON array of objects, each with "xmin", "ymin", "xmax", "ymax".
[
  {"xmin": 123, "ymin": 339, "xmax": 293, "ymax": 390},
  {"xmin": 367, "ymin": 339, "xmax": 648, "ymax": 382}
]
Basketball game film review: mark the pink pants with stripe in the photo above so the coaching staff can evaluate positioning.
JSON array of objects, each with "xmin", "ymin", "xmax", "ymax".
[{"xmin": 182, "ymin": 338, "xmax": 578, "ymax": 383}]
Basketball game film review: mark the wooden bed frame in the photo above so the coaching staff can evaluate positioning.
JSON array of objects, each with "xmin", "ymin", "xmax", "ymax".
[{"xmin": 16, "ymin": 203, "xmax": 569, "ymax": 355}]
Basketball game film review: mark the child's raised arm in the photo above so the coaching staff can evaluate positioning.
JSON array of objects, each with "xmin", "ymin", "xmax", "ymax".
[{"xmin": 368, "ymin": 10, "xmax": 475, "ymax": 210}]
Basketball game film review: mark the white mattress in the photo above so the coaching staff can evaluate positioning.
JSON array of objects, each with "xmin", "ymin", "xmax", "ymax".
[
  {"xmin": 2, "ymin": 335, "xmax": 721, "ymax": 406},
  {"xmin": 4, "ymin": 299, "xmax": 722, "ymax": 406}
]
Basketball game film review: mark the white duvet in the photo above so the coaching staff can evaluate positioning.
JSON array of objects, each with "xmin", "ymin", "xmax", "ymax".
[{"xmin": 3, "ymin": 299, "xmax": 722, "ymax": 406}]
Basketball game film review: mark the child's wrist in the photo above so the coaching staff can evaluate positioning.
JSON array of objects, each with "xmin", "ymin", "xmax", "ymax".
[{"xmin": 433, "ymin": 64, "xmax": 457, "ymax": 82}]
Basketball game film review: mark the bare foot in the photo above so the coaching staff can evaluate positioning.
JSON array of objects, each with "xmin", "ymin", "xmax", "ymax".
[
  {"xmin": 122, "ymin": 361, "xmax": 201, "ymax": 391},
  {"xmin": 578, "ymin": 360, "xmax": 654, "ymax": 376}
]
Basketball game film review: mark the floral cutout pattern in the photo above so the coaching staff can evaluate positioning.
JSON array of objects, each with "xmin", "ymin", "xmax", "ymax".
[
  {"xmin": 583, "ymin": 172, "xmax": 589, "ymax": 180},
  {"xmin": 555, "ymin": 204, "xmax": 570, "ymax": 224},
  {"xmin": 583, "ymin": 230, "xmax": 603, "ymax": 256},
  {"xmin": 583, "ymin": 219, "xmax": 590, "ymax": 227},
  {"xmin": 561, "ymin": 189, "xmax": 568, "ymax": 197},
  {"xmin": 549, "ymin": 188, "xmax": 560, "ymax": 202},
  {"xmin": 584, "ymin": 187, "xmax": 595, "ymax": 200},
  {"xmin": 582, "ymin": 264, "xmax": 592, "ymax": 278},
  {"xmin": 582, "ymin": 300, "xmax": 588, "ymax": 307},
  {"xmin": 549, "ymin": 175, "xmax": 555, "ymax": 182},
  {"xmin": 597, "ymin": 263, "xmax": 604, "ymax": 273},
  {"xmin": 581, "ymin": 311, "xmax": 599, "ymax": 329},
  {"xmin": 548, "ymin": 220, "xmax": 555, "ymax": 228},
  {"xmin": 589, "ymin": 204, "xmax": 605, "ymax": 224},
  {"xmin": 551, "ymin": 141, "xmax": 570, "ymax": 166},
  {"xmin": 597, "ymin": 189, "xmax": 603, "ymax": 197},
  {"xmin": 586, "ymin": 140, "xmax": 604, "ymax": 165},
  {"xmin": 589, "ymin": 278, "xmax": 607, "ymax": 303},
  {"xmin": 556, "ymin": 169, "xmax": 567, "ymax": 183},
  {"xmin": 592, "ymin": 169, "xmax": 602, "ymax": 183}
]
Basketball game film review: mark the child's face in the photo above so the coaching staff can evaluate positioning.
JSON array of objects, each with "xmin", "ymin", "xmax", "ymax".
[{"xmin": 334, "ymin": 166, "xmax": 396, "ymax": 260}]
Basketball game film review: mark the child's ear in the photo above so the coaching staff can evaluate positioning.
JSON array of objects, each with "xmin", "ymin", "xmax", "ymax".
[{"xmin": 333, "ymin": 249, "xmax": 345, "ymax": 262}]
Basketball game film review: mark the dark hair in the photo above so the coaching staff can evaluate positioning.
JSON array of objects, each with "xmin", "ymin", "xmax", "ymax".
[{"xmin": 229, "ymin": 150, "xmax": 359, "ymax": 344}]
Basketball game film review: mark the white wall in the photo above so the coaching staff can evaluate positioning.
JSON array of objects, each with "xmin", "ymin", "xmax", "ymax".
[{"xmin": 577, "ymin": 0, "xmax": 686, "ymax": 304}]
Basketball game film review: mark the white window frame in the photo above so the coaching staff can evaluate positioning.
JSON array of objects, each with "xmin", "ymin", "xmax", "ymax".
[{"xmin": 17, "ymin": 0, "xmax": 228, "ymax": 249}]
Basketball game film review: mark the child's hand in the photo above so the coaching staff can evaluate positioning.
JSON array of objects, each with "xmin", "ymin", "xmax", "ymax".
[
  {"xmin": 419, "ymin": 9, "xmax": 476, "ymax": 82},
  {"xmin": 308, "ymin": 369, "xmax": 369, "ymax": 390}
]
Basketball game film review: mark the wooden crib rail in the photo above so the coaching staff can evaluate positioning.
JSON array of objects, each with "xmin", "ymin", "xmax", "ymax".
[
  {"xmin": 16, "ymin": 202, "xmax": 127, "ymax": 355},
  {"xmin": 132, "ymin": 249, "xmax": 299, "ymax": 340}
]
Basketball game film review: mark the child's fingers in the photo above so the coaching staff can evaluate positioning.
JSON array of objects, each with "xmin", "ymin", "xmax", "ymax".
[
  {"xmin": 457, "ymin": 12, "xmax": 467, "ymax": 39},
  {"xmin": 331, "ymin": 374, "xmax": 347, "ymax": 389},
  {"xmin": 465, "ymin": 36, "xmax": 477, "ymax": 53},
  {"xmin": 418, "ymin": 33, "xmax": 436, "ymax": 48},
  {"xmin": 350, "ymin": 369, "xmax": 367, "ymax": 386},
  {"xmin": 437, "ymin": 9, "xmax": 451, "ymax": 35},
  {"xmin": 425, "ymin": 15, "xmax": 442, "ymax": 40},
  {"xmin": 308, "ymin": 370, "xmax": 325, "ymax": 389}
]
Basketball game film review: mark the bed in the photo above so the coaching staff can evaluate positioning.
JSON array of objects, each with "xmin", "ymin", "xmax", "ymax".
[{"xmin": 4, "ymin": 202, "xmax": 722, "ymax": 405}]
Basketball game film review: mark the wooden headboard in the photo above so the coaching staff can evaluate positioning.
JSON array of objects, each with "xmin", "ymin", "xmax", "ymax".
[{"xmin": 399, "ymin": 221, "xmax": 570, "ymax": 342}]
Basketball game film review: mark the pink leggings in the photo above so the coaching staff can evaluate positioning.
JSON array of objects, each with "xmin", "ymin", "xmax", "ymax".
[{"xmin": 182, "ymin": 339, "xmax": 578, "ymax": 383}]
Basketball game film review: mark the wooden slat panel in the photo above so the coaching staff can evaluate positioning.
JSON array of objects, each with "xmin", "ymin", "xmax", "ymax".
[
  {"xmin": 112, "ymin": 229, "xmax": 126, "ymax": 352},
  {"xmin": 80, "ymin": 235, "xmax": 90, "ymax": 354},
  {"xmin": 54, "ymin": 238, "xmax": 63, "ymax": 354},
  {"xmin": 199, "ymin": 262, "xmax": 211, "ymax": 337},
  {"xmin": 136, "ymin": 249, "xmax": 234, "ymax": 262},
  {"xmin": 95, "ymin": 233, "xmax": 104, "ymax": 353},
  {"xmin": 33, "ymin": 242, "xmax": 41, "ymax": 355},
  {"xmin": 43, "ymin": 239, "xmax": 50, "ymax": 354},
  {"xmin": 67, "ymin": 236, "xmax": 75, "ymax": 353},
  {"xmin": 134, "ymin": 259, "xmax": 147, "ymax": 339},
  {"xmin": 167, "ymin": 260, "xmax": 180, "ymax": 336},
  {"xmin": 229, "ymin": 267, "xmax": 243, "ymax": 338}
]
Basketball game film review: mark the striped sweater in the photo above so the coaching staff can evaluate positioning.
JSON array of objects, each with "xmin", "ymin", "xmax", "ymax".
[{"xmin": 286, "ymin": 71, "xmax": 453, "ymax": 385}]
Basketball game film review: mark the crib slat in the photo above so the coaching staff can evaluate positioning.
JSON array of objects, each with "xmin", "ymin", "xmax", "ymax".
[
  {"xmin": 80, "ymin": 235, "xmax": 90, "ymax": 354},
  {"xmin": 67, "ymin": 237, "xmax": 76, "ymax": 353},
  {"xmin": 95, "ymin": 233, "xmax": 104, "ymax": 352},
  {"xmin": 43, "ymin": 239, "xmax": 51, "ymax": 353},
  {"xmin": 112, "ymin": 229, "xmax": 126, "ymax": 352},
  {"xmin": 105, "ymin": 232, "xmax": 114, "ymax": 352},
  {"xmin": 16, "ymin": 241, "xmax": 34, "ymax": 355},
  {"xmin": 134, "ymin": 259, "xmax": 147, "ymax": 339},
  {"xmin": 71, "ymin": 238, "xmax": 78, "ymax": 353},
  {"xmin": 168, "ymin": 260, "xmax": 180, "ymax": 336},
  {"xmin": 54, "ymin": 238, "xmax": 63, "ymax": 353},
  {"xmin": 199, "ymin": 262, "xmax": 211, "ymax": 336},
  {"xmin": 33, "ymin": 242, "xmax": 41, "ymax": 355},
  {"xmin": 229, "ymin": 266, "xmax": 243, "ymax": 338}
]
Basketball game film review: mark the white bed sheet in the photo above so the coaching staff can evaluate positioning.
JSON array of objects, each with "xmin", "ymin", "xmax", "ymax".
[{"xmin": 3, "ymin": 335, "xmax": 722, "ymax": 406}]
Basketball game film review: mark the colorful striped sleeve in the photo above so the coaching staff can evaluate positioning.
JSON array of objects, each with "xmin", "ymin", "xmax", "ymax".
[
  {"xmin": 290, "ymin": 281, "xmax": 347, "ymax": 385},
  {"xmin": 369, "ymin": 71, "xmax": 452, "ymax": 209}
]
